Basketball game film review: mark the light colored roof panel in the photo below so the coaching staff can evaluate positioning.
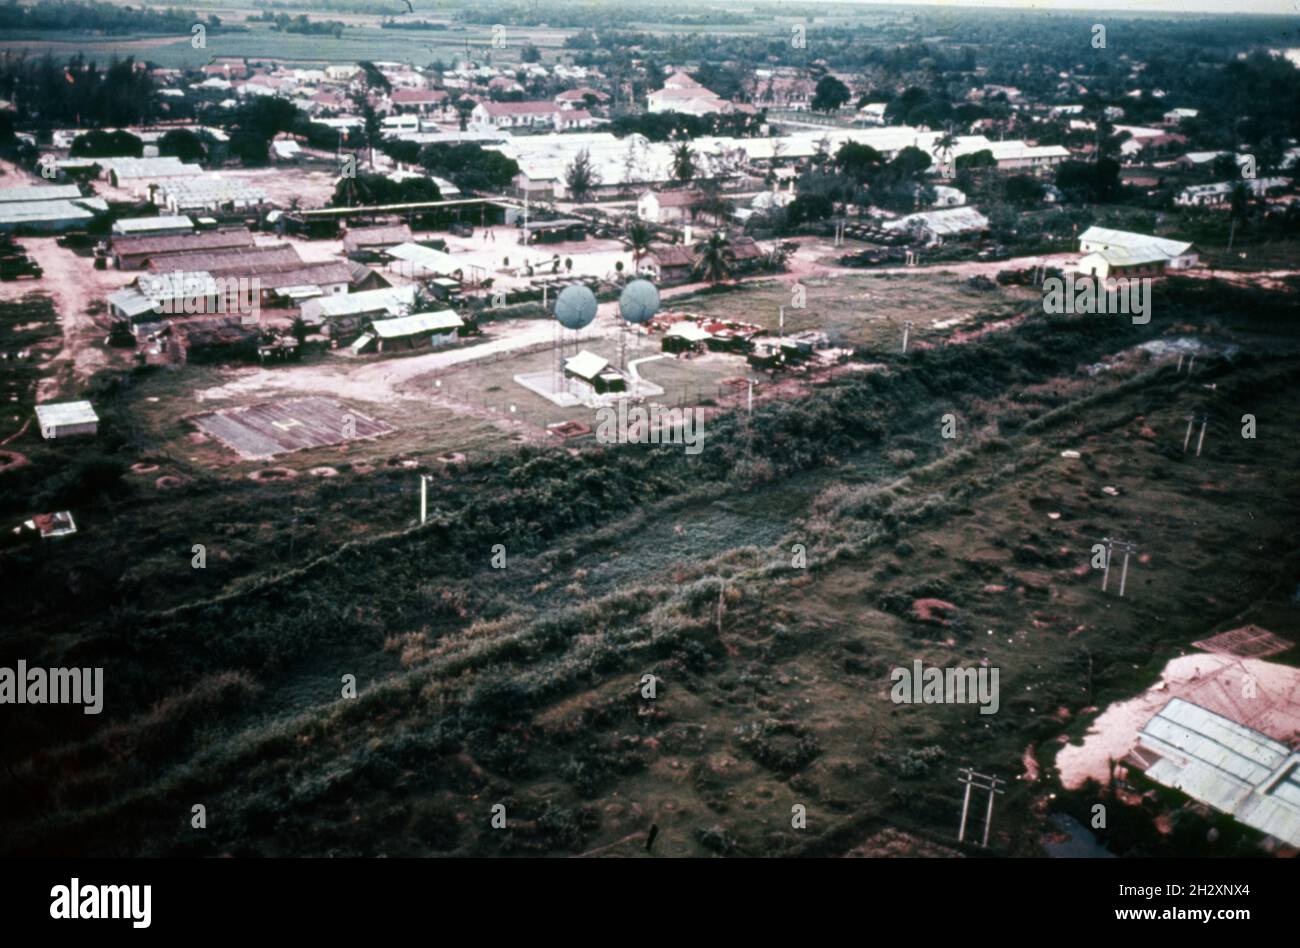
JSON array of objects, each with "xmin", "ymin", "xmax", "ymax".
[
  {"xmin": 1137, "ymin": 698, "xmax": 1300, "ymax": 846},
  {"xmin": 371, "ymin": 310, "xmax": 462, "ymax": 337},
  {"xmin": 1079, "ymin": 225, "xmax": 1193, "ymax": 258},
  {"xmin": 113, "ymin": 215, "xmax": 193, "ymax": 234},
  {"xmin": 564, "ymin": 349, "xmax": 608, "ymax": 380},
  {"xmin": 384, "ymin": 241, "xmax": 458, "ymax": 273},
  {"xmin": 0, "ymin": 199, "xmax": 96, "ymax": 225},
  {"xmin": 35, "ymin": 401, "xmax": 99, "ymax": 427},
  {"xmin": 0, "ymin": 184, "xmax": 84, "ymax": 203}
]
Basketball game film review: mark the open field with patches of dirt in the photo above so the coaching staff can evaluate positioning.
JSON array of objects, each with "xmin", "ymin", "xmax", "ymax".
[{"xmin": 3, "ymin": 269, "xmax": 1298, "ymax": 857}]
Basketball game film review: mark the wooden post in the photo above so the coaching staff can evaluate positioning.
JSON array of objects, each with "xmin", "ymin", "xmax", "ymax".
[{"xmin": 957, "ymin": 769, "xmax": 974, "ymax": 843}]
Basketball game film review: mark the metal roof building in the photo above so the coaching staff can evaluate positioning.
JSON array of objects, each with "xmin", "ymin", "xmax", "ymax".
[
  {"xmin": 1136, "ymin": 698, "xmax": 1300, "ymax": 847},
  {"xmin": 371, "ymin": 310, "xmax": 463, "ymax": 338},
  {"xmin": 35, "ymin": 401, "xmax": 99, "ymax": 439},
  {"xmin": 381, "ymin": 241, "xmax": 458, "ymax": 277},
  {"xmin": 0, "ymin": 184, "xmax": 84, "ymax": 203},
  {"xmin": 112, "ymin": 215, "xmax": 194, "ymax": 237},
  {"xmin": 300, "ymin": 284, "xmax": 416, "ymax": 324},
  {"xmin": 154, "ymin": 177, "xmax": 268, "ymax": 212}
]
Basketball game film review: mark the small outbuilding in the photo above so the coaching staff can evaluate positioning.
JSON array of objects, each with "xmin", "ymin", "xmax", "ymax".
[{"xmin": 35, "ymin": 401, "xmax": 99, "ymax": 439}]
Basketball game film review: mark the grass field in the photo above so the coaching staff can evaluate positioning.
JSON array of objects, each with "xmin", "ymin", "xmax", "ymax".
[
  {"xmin": 0, "ymin": 22, "xmax": 570, "ymax": 67},
  {"xmin": 3, "ymin": 274, "xmax": 1299, "ymax": 857},
  {"xmin": 667, "ymin": 275, "xmax": 1030, "ymax": 350}
]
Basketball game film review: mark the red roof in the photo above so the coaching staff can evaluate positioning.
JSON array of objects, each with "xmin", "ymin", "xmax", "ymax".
[
  {"xmin": 392, "ymin": 88, "xmax": 449, "ymax": 104},
  {"xmin": 480, "ymin": 100, "xmax": 557, "ymax": 116},
  {"xmin": 556, "ymin": 87, "xmax": 609, "ymax": 102}
]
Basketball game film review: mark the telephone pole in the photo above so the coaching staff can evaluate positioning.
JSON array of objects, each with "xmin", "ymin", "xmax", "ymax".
[
  {"xmin": 956, "ymin": 769, "xmax": 1005, "ymax": 847},
  {"xmin": 902, "ymin": 320, "xmax": 913, "ymax": 353},
  {"xmin": 1100, "ymin": 537, "xmax": 1138, "ymax": 597}
]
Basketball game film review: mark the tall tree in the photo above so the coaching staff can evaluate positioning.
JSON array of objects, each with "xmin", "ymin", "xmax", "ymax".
[
  {"xmin": 671, "ymin": 142, "xmax": 696, "ymax": 184},
  {"xmin": 693, "ymin": 231, "xmax": 735, "ymax": 285},
  {"xmin": 565, "ymin": 148, "xmax": 599, "ymax": 202},
  {"xmin": 627, "ymin": 220, "xmax": 653, "ymax": 274},
  {"xmin": 811, "ymin": 75, "xmax": 850, "ymax": 113}
]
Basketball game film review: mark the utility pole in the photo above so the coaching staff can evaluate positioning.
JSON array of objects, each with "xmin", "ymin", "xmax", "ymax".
[
  {"xmin": 419, "ymin": 474, "xmax": 432, "ymax": 524},
  {"xmin": 902, "ymin": 320, "xmax": 913, "ymax": 354},
  {"xmin": 1100, "ymin": 537, "xmax": 1138, "ymax": 597},
  {"xmin": 956, "ymin": 769, "xmax": 1005, "ymax": 847}
]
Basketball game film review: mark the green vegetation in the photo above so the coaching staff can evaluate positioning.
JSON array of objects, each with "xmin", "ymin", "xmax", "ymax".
[{"xmin": 3, "ymin": 275, "xmax": 1299, "ymax": 856}]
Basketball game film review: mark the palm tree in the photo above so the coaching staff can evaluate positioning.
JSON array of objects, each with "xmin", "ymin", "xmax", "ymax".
[
  {"xmin": 693, "ymin": 231, "xmax": 735, "ymax": 285},
  {"xmin": 935, "ymin": 126, "xmax": 958, "ymax": 178},
  {"xmin": 627, "ymin": 220, "xmax": 652, "ymax": 275},
  {"xmin": 671, "ymin": 142, "xmax": 696, "ymax": 184}
]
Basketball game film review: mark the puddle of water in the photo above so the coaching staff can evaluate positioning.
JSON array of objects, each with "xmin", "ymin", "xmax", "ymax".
[{"xmin": 1043, "ymin": 813, "xmax": 1115, "ymax": 858}]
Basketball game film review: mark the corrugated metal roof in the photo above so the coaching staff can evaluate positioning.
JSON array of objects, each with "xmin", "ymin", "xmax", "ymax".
[
  {"xmin": 113, "ymin": 215, "xmax": 193, "ymax": 234},
  {"xmin": 1079, "ymin": 225, "xmax": 1194, "ymax": 259},
  {"xmin": 304, "ymin": 284, "xmax": 416, "ymax": 319},
  {"xmin": 1138, "ymin": 698, "xmax": 1300, "ymax": 846},
  {"xmin": 1082, "ymin": 247, "xmax": 1169, "ymax": 267},
  {"xmin": 35, "ymin": 401, "xmax": 99, "ymax": 428},
  {"xmin": 103, "ymin": 156, "xmax": 201, "ymax": 179},
  {"xmin": 0, "ymin": 199, "xmax": 96, "ymax": 225},
  {"xmin": 384, "ymin": 241, "xmax": 458, "ymax": 274},
  {"xmin": 371, "ymin": 310, "xmax": 462, "ymax": 338},
  {"xmin": 0, "ymin": 184, "xmax": 84, "ymax": 203}
]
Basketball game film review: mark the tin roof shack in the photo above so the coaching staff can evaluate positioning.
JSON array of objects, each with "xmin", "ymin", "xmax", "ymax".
[
  {"xmin": 1135, "ymin": 698, "xmax": 1300, "ymax": 848},
  {"xmin": 301, "ymin": 284, "xmax": 417, "ymax": 342},
  {"xmin": 348, "ymin": 261, "xmax": 392, "ymax": 292},
  {"xmin": 662, "ymin": 321, "xmax": 712, "ymax": 354},
  {"xmin": 112, "ymin": 215, "xmax": 194, "ymax": 238},
  {"xmin": 520, "ymin": 218, "xmax": 587, "ymax": 244},
  {"xmin": 564, "ymin": 350, "xmax": 626, "ymax": 395},
  {"xmin": 343, "ymin": 224, "xmax": 414, "ymax": 261},
  {"xmin": 642, "ymin": 244, "xmax": 696, "ymax": 284},
  {"xmin": 355, "ymin": 310, "xmax": 464, "ymax": 354},
  {"xmin": 34, "ymin": 401, "xmax": 99, "ymax": 439},
  {"xmin": 111, "ymin": 228, "xmax": 255, "ymax": 270}
]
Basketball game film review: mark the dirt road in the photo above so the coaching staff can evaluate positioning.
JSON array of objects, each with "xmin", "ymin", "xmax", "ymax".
[
  {"xmin": 3, "ymin": 237, "xmax": 135, "ymax": 401},
  {"xmin": 195, "ymin": 310, "xmax": 627, "ymax": 404}
]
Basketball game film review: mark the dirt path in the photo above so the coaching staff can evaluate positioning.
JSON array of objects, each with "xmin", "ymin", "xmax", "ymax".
[
  {"xmin": 0, "ymin": 160, "xmax": 134, "ymax": 400},
  {"xmin": 195, "ymin": 312, "xmax": 626, "ymax": 404},
  {"xmin": 18, "ymin": 237, "xmax": 135, "ymax": 401}
]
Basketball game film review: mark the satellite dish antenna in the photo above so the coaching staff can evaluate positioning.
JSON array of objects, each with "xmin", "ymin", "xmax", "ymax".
[
  {"xmin": 554, "ymin": 285, "xmax": 597, "ymax": 330},
  {"xmin": 618, "ymin": 279, "xmax": 660, "ymax": 325}
]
